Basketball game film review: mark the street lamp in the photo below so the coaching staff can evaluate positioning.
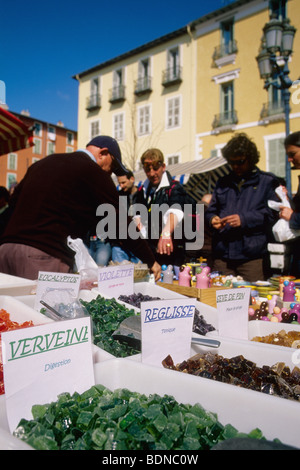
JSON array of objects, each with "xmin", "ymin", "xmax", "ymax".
[{"xmin": 256, "ymin": 14, "xmax": 296, "ymax": 196}]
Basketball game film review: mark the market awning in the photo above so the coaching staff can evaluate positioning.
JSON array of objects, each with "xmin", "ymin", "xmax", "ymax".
[
  {"xmin": 132, "ymin": 156, "xmax": 231, "ymax": 201},
  {"xmin": 0, "ymin": 107, "xmax": 34, "ymax": 156}
]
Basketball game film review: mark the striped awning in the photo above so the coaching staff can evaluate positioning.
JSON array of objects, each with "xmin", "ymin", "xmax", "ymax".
[
  {"xmin": 0, "ymin": 107, "xmax": 34, "ymax": 156},
  {"xmin": 132, "ymin": 156, "xmax": 231, "ymax": 201}
]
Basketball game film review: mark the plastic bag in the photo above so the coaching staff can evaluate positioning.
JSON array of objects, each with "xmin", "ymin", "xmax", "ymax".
[
  {"xmin": 268, "ymin": 186, "xmax": 300, "ymax": 242},
  {"xmin": 67, "ymin": 237, "xmax": 98, "ymax": 289}
]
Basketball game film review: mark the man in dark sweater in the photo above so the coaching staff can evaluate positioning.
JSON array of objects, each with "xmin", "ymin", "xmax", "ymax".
[{"xmin": 0, "ymin": 136, "xmax": 161, "ymax": 280}]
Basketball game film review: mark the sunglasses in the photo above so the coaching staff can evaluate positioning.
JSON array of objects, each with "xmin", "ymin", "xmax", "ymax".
[
  {"xmin": 143, "ymin": 161, "xmax": 163, "ymax": 172},
  {"xmin": 229, "ymin": 158, "xmax": 247, "ymax": 166}
]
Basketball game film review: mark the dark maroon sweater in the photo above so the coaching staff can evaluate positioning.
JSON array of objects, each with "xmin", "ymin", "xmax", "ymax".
[{"xmin": 1, "ymin": 151, "xmax": 155, "ymax": 268}]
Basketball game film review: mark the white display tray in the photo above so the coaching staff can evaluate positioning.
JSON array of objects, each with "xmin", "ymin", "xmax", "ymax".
[
  {"xmin": 0, "ymin": 273, "xmax": 36, "ymax": 296},
  {"xmin": 248, "ymin": 319, "xmax": 300, "ymax": 338},
  {"xmin": 0, "ymin": 295, "xmax": 52, "ymax": 326},
  {"xmin": 1, "ymin": 356, "xmax": 299, "ymax": 450}
]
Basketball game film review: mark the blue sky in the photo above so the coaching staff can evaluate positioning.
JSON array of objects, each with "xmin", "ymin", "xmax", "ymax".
[{"xmin": 1, "ymin": 0, "xmax": 233, "ymax": 130}]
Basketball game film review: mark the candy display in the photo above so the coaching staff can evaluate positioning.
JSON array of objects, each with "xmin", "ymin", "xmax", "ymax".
[
  {"xmin": 251, "ymin": 330, "xmax": 300, "ymax": 349},
  {"xmin": 0, "ymin": 309, "xmax": 34, "ymax": 395},
  {"xmin": 162, "ymin": 352, "xmax": 300, "ymax": 402},
  {"xmin": 13, "ymin": 384, "xmax": 268, "ymax": 450},
  {"xmin": 80, "ymin": 295, "xmax": 140, "ymax": 357},
  {"xmin": 118, "ymin": 292, "xmax": 215, "ymax": 336}
]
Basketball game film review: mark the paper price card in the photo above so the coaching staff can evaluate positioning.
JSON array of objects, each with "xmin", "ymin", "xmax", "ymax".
[
  {"xmin": 97, "ymin": 265, "xmax": 134, "ymax": 297},
  {"xmin": 216, "ymin": 288, "xmax": 250, "ymax": 340},
  {"xmin": 141, "ymin": 298, "xmax": 195, "ymax": 368},
  {"xmin": 1, "ymin": 316, "xmax": 95, "ymax": 432},
  {"xmin": 34, "ymin": 271, "xmax": 81, "ymax": 312}
]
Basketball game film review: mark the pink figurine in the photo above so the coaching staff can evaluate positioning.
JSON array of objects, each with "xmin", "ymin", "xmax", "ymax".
[
  {"xmin": 196, "ymin": 266, "xmax": 211, "ymax": 289},
  {"xmin": 283, "ymin": 281, "xmax": 296, "ymax": 303},
  {"xmin": 178, "ymin": 266, "xmax": 192, "ymax": 287}
]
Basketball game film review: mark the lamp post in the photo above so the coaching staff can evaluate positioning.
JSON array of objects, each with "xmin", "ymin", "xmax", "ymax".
[{"xmin": 256, "ymin": 14, "xmax": 296, "ymax": 196}]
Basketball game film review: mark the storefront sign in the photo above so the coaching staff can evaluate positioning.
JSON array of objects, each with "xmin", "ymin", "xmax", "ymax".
[
  {"xmin": 140, "ymin": 298, "xmax": 195, "ymax": 367},
  {"xmin": 97, "ymin": 265, "xmax": 134, "ymax": 297},
  {"xmin": 34, "ymin": 271, "xmax": 81, "ymax": 312},
  {"xmin": 1, "ymin": 317, "xmax": 94, "ymax": 432},
  {"xmin": 216, "ymin": 288, "xmax": 250, "ymax": 339}
]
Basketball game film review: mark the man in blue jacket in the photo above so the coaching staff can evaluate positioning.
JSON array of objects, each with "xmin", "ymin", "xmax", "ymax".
[{"xmin": 205, "ymin": 133, "xmax": 279, "ymax": 282}]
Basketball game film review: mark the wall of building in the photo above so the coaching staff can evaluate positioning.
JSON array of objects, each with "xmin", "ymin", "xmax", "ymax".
[{"xmin": 0, "ymin": 113, "xmax": 77, "ymax": 189}]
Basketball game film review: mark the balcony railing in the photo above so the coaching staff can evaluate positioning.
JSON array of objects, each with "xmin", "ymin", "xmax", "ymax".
[
  {"xmin": 86, "ymin": 94, "xmax": 101, "ymax": 111},
  {"xmin": 213, "ymin": 40, "xmax": 238, "ymax": 61},
  {"xmin": 162, "ymin": 66, "xmax": 182, "ymax": 87},
  {"xmin": 134, "ymin": 76, "xmax": 152, "ymax": 95},
  {"xmin": 212, "ymin": 110, "xmax": 238, "ymax": 129},
  {"xmin": 109, "ymin": 85, "xmax": 126, "ymax": 103},
  {"xmin": 260, "ymin": 101, "xmax": 285, "ymax": 120}
]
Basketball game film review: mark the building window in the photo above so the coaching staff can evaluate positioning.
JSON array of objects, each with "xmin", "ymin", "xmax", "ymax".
[
  {"xmin": 48, "ymin": 126, "xmax": 56, "ymax": 142},
  {"xmin": 135, "ymin": 58, "xmax": 152, "ymax": 95},
  {"xmin": 47, "ymin": 141, "xmax": 55, "ymax": 154},
  {"xmin": 7, "ymin": 153, "xmax": 17, "ymax": 170},
  {"xmin": 33, "ymin": 122, "xmax": 42, "ymax": 137},
  {"xmin": 268, "ymin": 137, "xmax": 286, "ymax": 178},
  {"xmin": 7, "ymin": 173, "xmax": 17, "ymax": 189},
  {"xmin": 113, "ymin": 113, "xmax": 124, "ymax": 141},
  {"xmin": 32, "ymin": 157, "xmax": 40, "ymax": 164},
  {"xmin": 221, "ymin": 19, "xmax": 235, "ymax": 56},
  {"xmin": 166, "ymin": 96, "xmax": 181, "ymax": 129},
  {"xmin": 87, "ymin": 77, "xmax": 101, "ymax": 110},
  {"xmin": 66, "ymin": 146, "xmax": 73, "ymax": 153},
  {"xmin": 33, "ymin": 138, "xmax": 42, "ymax": 154},
  {"xmin": 269, "ymin": 0, "xmax": 287, "ymax": 20},
  {"xmin": 110, "ymin": 68, "xmax": 125, "ymax": 102},
  {"xmin": 66, "ymin": 132, "xmax": 74, "ymax": 145},
  {"xmin": 138, "ymin": 105, "xmax": 151, "ymax": 136},
  {"xmin": 90, "ymin": 120, "xmax": 100, "ymax": 139},
  {"xmin": 167, "ymin": 155, "xmax": 179, "ymax": 165}
]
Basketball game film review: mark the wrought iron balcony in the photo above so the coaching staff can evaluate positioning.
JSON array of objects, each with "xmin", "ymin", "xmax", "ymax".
[
  {"xmin": 212, "ymin": 110, "xmax": 238, "ymax": 130},
  {"xmin": 260, "ymin": 101, "xmax": 285, "ymax": 120},
  {"xmin": 86, "ymin": 94, "xmax": 101, "ymax": 111},
  {"xmin": 109, "ymin": 85, "xmax": 126, "ymax": 103},
  {"xmin": 162, "ymin": 66, "xmax": 182, "ymax": 87},
  {"xmin": 134, "ymin": 76, "xmax": 152, "ymax": 95},
  {"xmin": 213, "ymin": 40, "xmax": 238, "ymax": 61}
]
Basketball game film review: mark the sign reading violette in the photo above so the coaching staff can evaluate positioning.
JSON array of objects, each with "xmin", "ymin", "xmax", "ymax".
[
  {"xmin": 2, "ymin": 317, "xmax": 94, "ymax": 432},
  {"xmin": 97, "ymin": 265, "xmax": 134, "ymax": 297},
  {"xmin": 141, "ymin": 298, "xmax": 195, "ymax": 368}
]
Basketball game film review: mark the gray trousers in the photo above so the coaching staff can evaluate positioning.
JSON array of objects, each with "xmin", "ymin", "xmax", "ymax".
[{"xmin": 0, "ymin": 243, "xmax": 71, "ymax": 280}]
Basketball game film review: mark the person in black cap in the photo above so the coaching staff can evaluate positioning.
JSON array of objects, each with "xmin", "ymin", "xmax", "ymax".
[{"xmin": 0, "ymin": 135, "xmax": 161, "ymax": 280}]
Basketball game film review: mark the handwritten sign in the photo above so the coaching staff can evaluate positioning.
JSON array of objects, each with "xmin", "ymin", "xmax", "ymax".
[
  {"xmin": 216, "ymin": 288, "xmax": 250, "ymax": 339},
  {"xmin": 140, "ymin": 298, "xmax": 195, "ymax": 367},
  {"xmin": 97, "ymin": 265, "xmax": 134, "ymax": 297},
  {"xmin": 34, "ymin": 271, "xmax": 81, "ymax": 312},
  {"xmin": 1, "ymin": 317, "xmax": 94, "ymax": 432}
]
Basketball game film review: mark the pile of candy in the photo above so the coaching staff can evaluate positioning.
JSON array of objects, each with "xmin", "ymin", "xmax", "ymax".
[
  {"xmin": 0, "ymin": 309, "xmax": 34, "ymax": 395},
  {"xmin": 248, "ymin": 300, "xmax": 300, "ymax": 324},
  {"xmin": 252, "ymin": 330, "xmax": 300, "ymax": 349},
  {"xmin": 162, "ymin": 352, "xmax": 300, "ymax": 401}
]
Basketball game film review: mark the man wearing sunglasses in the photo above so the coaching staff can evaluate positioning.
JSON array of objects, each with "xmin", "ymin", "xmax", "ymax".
[
  {"xmin": 133, "ymin": 148, "xmax": 186, "ymax": 269},
  {"xmin": 205, "ymin": 133, "xmax": 279, "ymax": 282}
]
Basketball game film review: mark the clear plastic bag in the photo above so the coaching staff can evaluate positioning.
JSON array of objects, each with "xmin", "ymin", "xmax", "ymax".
[
  {"xmin": 268, "ymin": 187, "xmax": 300, "ymax": 242},
  {"xmin": 67, "ymin": 237, "xmax": 98, "ymax": 289}
]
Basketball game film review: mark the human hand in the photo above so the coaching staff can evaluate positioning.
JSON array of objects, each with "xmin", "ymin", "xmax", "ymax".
[
  {"xmin": 279, "ymin": 205, "xmax": 293, "ymax": 221},
  {"xmin": 211, "ymin": 216, "xmax": 225, "ymax": 230},
  {"xmin": 150, "ymin": 261, "xmax": 162, "ymax": 281},
  {"xmin": 221, "ymin": 214, "xmax": 241, "ymax": 228},
  {"xmin": 157, "ymin": 235, "xmax": 173, "ymax": 255}
]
